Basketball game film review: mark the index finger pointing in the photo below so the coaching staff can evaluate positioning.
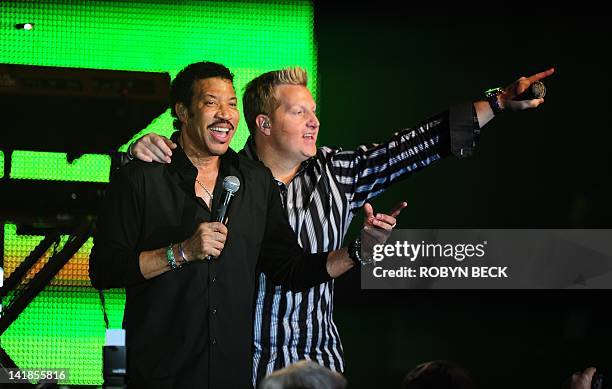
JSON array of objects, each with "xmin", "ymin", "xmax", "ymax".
[
  {"xmin": 528, "ymin": 67, "xmax": 555, "ymax": 83},
  {"xmin": 390, "ymin": 201, "xmax": 408, "ymax": 218}
]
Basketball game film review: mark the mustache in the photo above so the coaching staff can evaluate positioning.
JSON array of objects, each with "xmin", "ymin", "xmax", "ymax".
[{"xmin": 208, "ymin": 120, "xmax": 235, "ymax": 131}]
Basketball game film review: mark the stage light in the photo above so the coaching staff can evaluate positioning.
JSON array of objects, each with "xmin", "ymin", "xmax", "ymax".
[{"xmin": 15, "ymin": 23, "xmax": 34, "ymax": 30}]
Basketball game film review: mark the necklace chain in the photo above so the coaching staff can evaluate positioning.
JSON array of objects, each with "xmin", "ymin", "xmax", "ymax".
[{"xmin": 195, "ymin": 179, "xmax": 214, "ymax": 200}]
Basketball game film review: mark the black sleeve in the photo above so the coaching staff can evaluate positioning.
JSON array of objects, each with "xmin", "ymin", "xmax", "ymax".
[
  {"xmin": 328, "ymin": 101, "xmax": 480, "ymax": 213},
  {"xmin": 449, "ymin": 102, "xmax": 480, "ymax": 158},
  {"xmin": 257, "ymin": 172, "xmax": 332, "ymax": 291},
  {"xmin": 110, "ymin": 151, "xmax": 132, "ymax": 174},
  {"xmin": 89, "ymin": 167, "xmax": 147, "ymax": 290}
]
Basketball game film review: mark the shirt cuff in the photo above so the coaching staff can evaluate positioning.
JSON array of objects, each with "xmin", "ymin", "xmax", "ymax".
[
  {"xmin": 449, "ymin": 102, "xmax": 480, "ymax": 158},
  {"xmin": 311, "ymin": 252, "xmax": 333, "ymax": 284},
  {"xmin": 124, "ymin": 250, "xmax": 147, "ymax": 286}
]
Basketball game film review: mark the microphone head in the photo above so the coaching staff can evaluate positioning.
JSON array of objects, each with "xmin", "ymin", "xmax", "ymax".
[
  {"xmin": 223, "ymin": 175, "xmax": 240, "ymax": 194},
  {"xmin": 514, "ymin": 81, "xmax": 546, "ymax": 101},
  {"xmin": 530, "ymin": 81, "xmax": 546, "ymax": 99}
]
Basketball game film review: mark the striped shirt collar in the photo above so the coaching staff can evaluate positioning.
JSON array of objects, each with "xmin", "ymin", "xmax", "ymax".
[{"xmin": 240, "ymin": 135, "xmax": 316, "ymax": 179}]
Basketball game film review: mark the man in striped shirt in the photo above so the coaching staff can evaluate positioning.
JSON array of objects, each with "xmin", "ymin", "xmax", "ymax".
[{"xmin": 130, "ymin": 66, "xmax": 554, "ymax": 384}]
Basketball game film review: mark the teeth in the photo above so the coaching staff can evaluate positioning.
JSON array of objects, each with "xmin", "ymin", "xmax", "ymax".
[{"xmin": 210, "ymin": 127, "xmax": 229, "ymax": 133}]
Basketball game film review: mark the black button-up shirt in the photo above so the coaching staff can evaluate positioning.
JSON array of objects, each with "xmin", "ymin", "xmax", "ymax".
[{"xmin": 89, "ymin": 137, "xmax": 332, "ymax": 389}]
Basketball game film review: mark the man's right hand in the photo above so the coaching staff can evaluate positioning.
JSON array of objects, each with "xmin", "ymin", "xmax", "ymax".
[
  {"xmin": 182, "ymin": 222, "xmax": 228, "ymax": 260},
  {"xmin": 131, "ymin": 133, "xmax": 176, "ymax": 163}
]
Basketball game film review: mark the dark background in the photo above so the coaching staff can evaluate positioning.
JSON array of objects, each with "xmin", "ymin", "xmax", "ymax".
[{"xmin": 314, "ymin": 3, "xmax": 612, "ymax": 388}]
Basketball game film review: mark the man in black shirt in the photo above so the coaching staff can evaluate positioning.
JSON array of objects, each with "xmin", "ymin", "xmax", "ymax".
[{"xmin": 89, "ymin": 61, "xmax": 354, "ymax": 389}]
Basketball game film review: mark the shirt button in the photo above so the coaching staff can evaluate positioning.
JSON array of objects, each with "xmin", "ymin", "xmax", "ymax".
[
  {"xmin": 212, "ymin": 308, "xmax": 217, "ymax": 315},
  {"xmin": 212, "ymin": 277, "xmax": 216, "ymax": 283},
  {"xmin": 211, "ymin": 338, "xmax": 217, "ymax": 345}
]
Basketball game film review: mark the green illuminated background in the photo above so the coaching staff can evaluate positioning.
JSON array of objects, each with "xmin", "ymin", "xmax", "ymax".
[{"xmin": 1, "ymin": 0, "xmax": 316, "ymax": 384}]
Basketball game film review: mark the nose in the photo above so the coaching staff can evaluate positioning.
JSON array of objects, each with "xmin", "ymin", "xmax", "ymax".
[
  {"xmin": 307, "ymin": 111, "xmax": 320, "ymax": 129},
  {"xmin": 216, "ymin": 103, "xmax": 233, "ymax": 120}
]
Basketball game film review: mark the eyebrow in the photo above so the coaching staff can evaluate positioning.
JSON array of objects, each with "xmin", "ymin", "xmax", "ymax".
[
  {"xmin": 201, "ymin": 93, "xmax": 237, "ymax": 101},
  {"xmin": 290, "ymin": 104, "xmax": 316, "ymax": 110}
]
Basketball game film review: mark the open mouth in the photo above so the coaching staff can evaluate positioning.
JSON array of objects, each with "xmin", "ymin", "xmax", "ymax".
[
  {"xmin": 210, "ymin": 127, "xmax": 230, "ymax": 134},
  {"xmin": 208, "ymin": 123, "xmax": 234, "ymax": 142}
]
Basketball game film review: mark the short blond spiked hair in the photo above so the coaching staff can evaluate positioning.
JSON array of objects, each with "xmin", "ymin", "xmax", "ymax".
[{"xmin": 242, "ymin": 67, "xmax": 308, "ymax": 135}]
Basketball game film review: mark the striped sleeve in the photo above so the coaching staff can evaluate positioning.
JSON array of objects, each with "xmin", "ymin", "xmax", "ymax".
[{"xmin": 327, "ymin": 102, "xmax": 478, "ymax": 211}]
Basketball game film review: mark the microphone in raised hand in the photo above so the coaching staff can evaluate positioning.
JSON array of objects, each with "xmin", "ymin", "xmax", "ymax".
[{"xmin": 514, "ymin": 81, "xmax": 546, "ymax": 101}]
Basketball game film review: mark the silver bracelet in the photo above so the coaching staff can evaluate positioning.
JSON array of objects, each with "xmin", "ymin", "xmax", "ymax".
[
  {"xmin": 126, "ymin": 142, "xmax": 135, "ymax": 161},
  {"xmin": 178, "ymin": 243, "xmax": 189, "ymax": 263}
]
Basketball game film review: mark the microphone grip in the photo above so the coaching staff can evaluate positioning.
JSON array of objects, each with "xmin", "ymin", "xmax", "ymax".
[
  {"xmin": 514, "ymin": 81, "xmax": 546, "ymax": 101},
  {"xmin": 206, "ymin": 192, "xmax": 234, "ymax": 261},
  {"xmin": 205, "ymin": 205, "xmax": 226, "ymax": 261},
  {"xmin": 214, "ymin": 204, "xmax": 229, "ymax": 223}
]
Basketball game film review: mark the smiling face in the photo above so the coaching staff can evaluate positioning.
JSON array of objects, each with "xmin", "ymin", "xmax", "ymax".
[
  {"xmin": 177, "ymin": 77, "xmax": 239, "ymax": 157},
  {"xmin": 267, "ymin": 84, "xmax": 319, "ymax": 165}
]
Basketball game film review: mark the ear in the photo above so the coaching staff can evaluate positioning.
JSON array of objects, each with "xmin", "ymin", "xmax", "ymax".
[
  {"xmin": 175, "ymin": 102, "xmax": 189, "ymax": 124},
  {"xmin": 256, "ymin": 114, "xmax": 272, "ymax": 136}
]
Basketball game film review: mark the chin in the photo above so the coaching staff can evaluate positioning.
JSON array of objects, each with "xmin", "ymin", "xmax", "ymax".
[
  {"xmin": 303, "ymin": 148, "xmax": 317, "ymax": 158},
  {"xmin": 207, "ymin": 144, "xmax": 231, "ymax": 156}
]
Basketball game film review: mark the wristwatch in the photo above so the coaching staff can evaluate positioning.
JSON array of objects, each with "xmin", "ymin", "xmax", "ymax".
[
  {"xmin": 348, "ymin": 237, "xmax": 362, "ymax": 266},
  {"xmin": 484, "ymin": 87, "xmax": 504, "ymax": 115}
]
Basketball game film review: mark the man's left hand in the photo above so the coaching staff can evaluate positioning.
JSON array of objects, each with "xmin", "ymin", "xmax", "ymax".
[{"xmin": 363, "ymin": 201, "xmax": 407, "ymax": 231}]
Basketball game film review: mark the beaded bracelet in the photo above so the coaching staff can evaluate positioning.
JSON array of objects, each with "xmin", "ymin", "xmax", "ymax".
[{"xmin": 166, "ymin": 244, "xmax": 179, "ymax": 270}]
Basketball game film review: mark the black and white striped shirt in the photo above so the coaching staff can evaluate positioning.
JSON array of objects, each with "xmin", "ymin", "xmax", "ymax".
[{"xmin": 241, "ymin": 103, "xmax": 478, "ymax": 385}]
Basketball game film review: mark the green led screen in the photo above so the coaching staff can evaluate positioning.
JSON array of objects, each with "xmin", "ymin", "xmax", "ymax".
[
  {"xmin": 1, "ymin": 0, "xmax": 317, "ymax": 384},
  {"xmin": 10, "ymin": 151, "xmax": 111, "ymax": 182}
]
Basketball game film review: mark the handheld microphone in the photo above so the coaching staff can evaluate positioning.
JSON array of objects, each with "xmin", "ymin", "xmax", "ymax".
[
  {"xmin": 515, "ymin": 81, "xmax": 546, "ymax": 100},
  {"xmin": 213, "ymin": 175, "xmax": 240, "ymax": 223},
  {"xmin": 206, "ymin": 175, "xmax": 240, "ymax": 261}
]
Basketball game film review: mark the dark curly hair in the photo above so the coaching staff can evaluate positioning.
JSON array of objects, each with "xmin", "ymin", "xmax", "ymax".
[{"xmin": 169, "ymin": 61, "xmax": 234, "ymax": 131}]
